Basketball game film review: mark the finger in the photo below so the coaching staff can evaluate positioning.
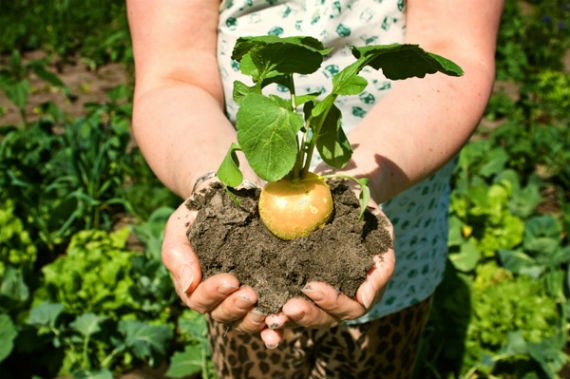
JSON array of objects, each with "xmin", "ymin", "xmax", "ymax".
[
  {"xmin": 233, "ymin": 308, "xmax": 267, "ymax": 334},
  {"xmin": 302, "ymin": 282, "xmax": 365, "ymax": 320},
  {"xmin": 260, "ymin": 328, "xmax": 282, "ymax": 349},
  {"xmin": 356, "ymin": 248, "xmax": 395, "ymax": 309},
  {"xmin": 282, "ymin": 297, "xmax": 339, "ymax": 328},
  {"xmin": 183, "ymin": 273, "xmax": 240, "ymax": 314},
  {"xmin": 265, "ymin": 312, "xmax": 289, "ymax": 330},
  {"xmin": 209, "ymin": 286, "xmax": 258, "ymax": 323},
  {"xmin": 162, "ymin": 202, "xmax": 201, "ymax": 294}
]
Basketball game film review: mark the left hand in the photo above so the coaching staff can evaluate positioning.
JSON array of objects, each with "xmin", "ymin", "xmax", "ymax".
[{"xmin": 264, "ymin": 202, "xmax": 395, "ymax": 335}]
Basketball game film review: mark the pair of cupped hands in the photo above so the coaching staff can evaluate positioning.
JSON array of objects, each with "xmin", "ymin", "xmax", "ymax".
[{"xmin": 161, "ymin": 173, "xmax": 395, "ymax": 348}]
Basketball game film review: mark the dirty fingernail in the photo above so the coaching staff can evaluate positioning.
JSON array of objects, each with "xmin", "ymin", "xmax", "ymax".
[
  {"xmin": 302, "ymin": 285, "xmax": 323, "ymax": 302},
  {"xmin": 253, "ymin": 308, "xmax": 267, "ymax": 316},
  {"xmin": 239, "ymin": 296, "xmax": 256, "ymax": 304},
  {"xmin": 179, "ymin": 265, "xmax": 194, "ymax": 294},
  {"xmin": 219, "ymin": 284, "xmax": 239, "ymax": 295}
]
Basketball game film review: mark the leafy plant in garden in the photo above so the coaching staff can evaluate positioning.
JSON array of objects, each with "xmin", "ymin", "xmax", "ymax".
[
  {"xmin": 0, "ymin": 50, "xmax": 69, "ymax": 125},
  {"xmin": 216, "ymin": 35, "xmax": 462, "ymax": 239},
  {"xmin": 165, "ymin": 309, "xmax": 214, "ymax": 379},
  {"xmin": 0, "ymin": 0, "xmax": 132, "ymax": 67},
  {"xmin": 0, "ymin": 225, "xmax": 180, "ymax": 378}
]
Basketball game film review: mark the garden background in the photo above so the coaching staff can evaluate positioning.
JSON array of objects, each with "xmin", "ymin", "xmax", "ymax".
[{"xmin": 0, "ymin": 0, "xmax": 568, "ymax": 378}]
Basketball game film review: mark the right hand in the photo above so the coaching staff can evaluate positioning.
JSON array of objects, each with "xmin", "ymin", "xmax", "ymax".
[{"xmin": 162, "ymin": 199, "xmax": 267, "ymax": 334}]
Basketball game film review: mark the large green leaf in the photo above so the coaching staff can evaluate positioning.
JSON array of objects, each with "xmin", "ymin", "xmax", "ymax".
[
  {"xmin": 449, "ymin": 240, "xmax": 480, "ymax": 272},
  {"xmin": 352, "ymin": 44, "xmax": 463, "ymax": 80},
  {"xmin": 232, "ymin": 35, "xmax": 331, "ymax": 78},
  {"xmin": 0, "ymin": 314, "xmax": 17, "ymax": 362},
  {"xmin": 236, "ymin": 93, "xmax": 303, "ymax": 181},
  {"xmin": 315, "ymin": 104, "xmax": 353, "ymax": 168},
  {"xmin": 70, "ymin": 313, "xmax": 107, "ymax": 337},
  {"xmin": 28, "ymin": 302, "xmax": 65, "ymax": 327},
  {"xmin": 119, "ymin": 319, "xmax": 173, "ymax": 364},
  {"xmin": 523, "ymin": 215, "xmax": 562, "ymax": 255},
  {"xmin": 165, "ymin": 345, "xmax": 203, "ymax": 378}
]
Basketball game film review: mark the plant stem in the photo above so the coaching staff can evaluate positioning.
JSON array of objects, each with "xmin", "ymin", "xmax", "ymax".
[
  {"xmin": 301, "ymin": 94, "xmax": 338, "ymax": 177},
  {"xmin": 101, "ymin": 345, "xmax": 124, "ymax": 368},
  {"xmin": 83, "ymin": 335, "xmax": 91, "ymax": 369},
  {"xmin": 289, "ymin": 74, "xmax": 305, "ymax": 180}
]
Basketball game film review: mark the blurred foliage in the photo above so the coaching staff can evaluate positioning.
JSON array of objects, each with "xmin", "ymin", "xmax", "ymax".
[
  {"xmin": 0, "ymin": 0, "xmax": 131, "ymax": 66},
  {"xmin": 0, "ymin": 0, "xmax": 569, "ymax": 378}
]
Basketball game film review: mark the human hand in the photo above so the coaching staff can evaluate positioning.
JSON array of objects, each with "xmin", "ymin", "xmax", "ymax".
[
  {"xmin": 162, "ymin": 195, "xmax": 267, "ymax": 335},
  {"xmin": 265, "ymin": 201, "xmax": 395, "ymax": 332}
]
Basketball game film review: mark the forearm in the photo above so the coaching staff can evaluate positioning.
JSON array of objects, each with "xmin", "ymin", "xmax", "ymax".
[
  {"xmin": 343, "ymin": 55, "xmax": 495, "ymax": 203},
  {"xmin": 333, "ymin": 0, "xmax": 503, "ymax": 203},
  {"xmin": 132, "ymin": 83, "xmax": 238, "ymax": 199}
]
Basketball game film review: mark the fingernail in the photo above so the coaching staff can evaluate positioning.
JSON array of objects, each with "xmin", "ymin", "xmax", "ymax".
[
  {"xmin": 302, "ymin": 285, "xmax": 323, "ymax": 302},
  {"xmin": 362, "ymin": 286, "xmax": 374, "ymax": 309},
  {"xmin": 218, "ymin": 284, "xmax": 239, "ymax": 295},
  {"xmin": 265, "ymin": 343, "xmax": 279, "ymax": 350},
  {"xmin": 239, "ymin": 296, "xmax": 256, "ymax": 304},
  {"xmin": 179, "ymin": 265, "xmax": 194, "ymax": 294},
  {"xmin": 253, "ymin": 308, "xmax": 267, "ymax": 316}
]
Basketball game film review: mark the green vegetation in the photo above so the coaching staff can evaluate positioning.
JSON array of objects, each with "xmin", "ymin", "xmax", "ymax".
[{"xmin": 0, "ymin": 0, "xmax": 568, "ymax": 378}]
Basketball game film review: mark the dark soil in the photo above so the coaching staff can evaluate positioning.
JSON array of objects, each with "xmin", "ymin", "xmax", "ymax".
[{"xmin": 186, "ymin": 179, "xmax": 392, "ymax": 314}]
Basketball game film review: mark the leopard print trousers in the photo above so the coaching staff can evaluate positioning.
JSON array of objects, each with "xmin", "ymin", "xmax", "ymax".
[{"xmin": 206, "ymin": 296, "xmax": 432, "ymax": 379}]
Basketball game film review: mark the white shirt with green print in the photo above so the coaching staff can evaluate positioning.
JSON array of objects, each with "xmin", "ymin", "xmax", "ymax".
[{"xmin": 217, "ymin": 0, "xmax": 454, "ymax": 322}]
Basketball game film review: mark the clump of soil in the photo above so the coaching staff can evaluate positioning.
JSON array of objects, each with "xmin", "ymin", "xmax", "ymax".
[{"xmin": 186, "ymin": 179, "xmax": 392, "ymax": 314}]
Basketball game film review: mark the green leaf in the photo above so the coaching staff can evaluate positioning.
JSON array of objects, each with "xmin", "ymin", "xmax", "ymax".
[
  {"xmin": 498, "ymin": 249, "xmax": 544, "ymax": 278},
  {"xmin": 357, "ymin": 177, "xmax": 370, "ymax": 222},
  {"xmin": 71, "ymin": 368, "xmax": 114, "ymax": 379},
  {"xmin": 165, "ymin": 345, "xmax": 203, "ymax": 378},
  {"xmin": 332, "ymin": 61, "xmax": 368, "ymax": 95},
  {"xmin": 2, "ymin": 79, "xmax": 29, "ymax": 111},
  {"xmin": 119, "ymin": 319, "xmax": 173, "ymax": 364},
  {"xmin": 178, "ymin": 310, "xmax": 208, "ymax": 341},
  {"xmin": 232, "ymin": 80, "xmax": 260, "ymax": 105},
  {"xmin": 449, "ymin": 240, "xmax": 480, "ymax": 272},
  {"xmin": 315, "ymin": 104, "xmax": 353, "ymax": 168},
  {"xmin": 0, "ymin": 314, "xmax": 17, "ymax": 363},
  {"xmin": 70, "ymin": 313, "xmax": 107, "ymax": 338},
  {"xmin": 501, "ymin": 330, "xmax": 528, "ymax": 356},
  {"xmin": 479, "ymin": 147, "xmax": 509, "ymax": 178},
  {"xmin": 0, "ymin": 266, "xmax": 29, "ymax": 302},
  {"xmin": 31, "ymin": 64, "xmax": 65, "ymax": 88},
  {"xmin": 351, "ymin": 44, "xmax": 463, "ymax": 80},
  {"xmin": 295, "ymin": 92, "xmax": 322, "ymax": 107},
  {"xmin": 28, "ymin": 302, "xmax": 65, "ymax": 327},
  {"xmin": 447, "ymin": 216, "xmax": 464, "ymax": 247},
  {"xmin": 527, "ymin": 335, "xmax": 568, "ymax": 379},
  {"xmin": 523, "ymin": 215, "xmax": 562, "ymax": 255},
  {"xmin": 217, "ymin": 143, "xmax": 243, "ymax": 187},
  {"xmin": 236, "ymin": 93, "xmax": 303, "ymax": 181},
  {"xmin": 232, "ymin": 35, "xmax": 331, "ymax": 78}
]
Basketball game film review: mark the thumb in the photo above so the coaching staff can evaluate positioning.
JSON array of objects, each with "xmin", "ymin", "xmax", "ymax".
[
  {"xmin": 356, "ymin": 245, "xmax": 395, "ymax": 310},
  {"xmin": 162, "ymin": 201, "xmax": 202, "ymax": 295}
]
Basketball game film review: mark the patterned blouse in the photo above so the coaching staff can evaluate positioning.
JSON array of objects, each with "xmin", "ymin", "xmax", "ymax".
[{"xmin": 216, "ymin": 0, "xmax": 455, "ymax": 322}]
